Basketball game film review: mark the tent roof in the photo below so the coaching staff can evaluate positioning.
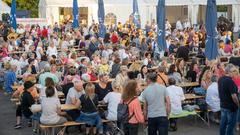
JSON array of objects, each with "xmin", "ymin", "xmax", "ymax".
[
  {"xmin": 0, "ymin": 0, "xmax": 11, "ymax": 13},
  {"xmin": 39, "ymin": 0, "xmax": 97, "ymax": 7},
  {"xmin": 39, "ymin": 0, "xmax": 240, "ymax": 7}
]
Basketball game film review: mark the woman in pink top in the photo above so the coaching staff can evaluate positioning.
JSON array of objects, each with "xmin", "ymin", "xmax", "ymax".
[
  {"xmin": 224, "ymin": 40, "xmax": 232, "ymax": 54},
  {"xmin": 122, "ymin": 80, "xmax": 144, "ymax": 135},
  {"xmin": 1, "ymin": 43, "xmax": 8, "ymax": 58}
]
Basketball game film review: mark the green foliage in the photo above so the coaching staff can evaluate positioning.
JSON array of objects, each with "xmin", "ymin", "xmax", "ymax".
[
  {"xmin": 217, "ymin": 5, "xmax": 228, "ymax": 12},
  {"xmin": 3, "ymin": 0, "xmax": 39, "ymax": 18}
]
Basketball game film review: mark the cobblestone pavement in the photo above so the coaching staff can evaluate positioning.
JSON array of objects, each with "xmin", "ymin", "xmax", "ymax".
[{"xmin": 0, "ymin": 90, "xmax": 221, "ymax": 135}]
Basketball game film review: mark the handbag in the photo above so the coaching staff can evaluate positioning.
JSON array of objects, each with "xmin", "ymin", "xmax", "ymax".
[{"xmin": 30, "ymin": 104, "xmax": 41, "ymax": 113}]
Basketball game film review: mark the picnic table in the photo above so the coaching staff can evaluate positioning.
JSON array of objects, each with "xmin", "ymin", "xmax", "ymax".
[
  {"xmin": 177, "ymin": 82, "xmax": 199, "ymax": 87},
  {"xmin": 177, "ymin": 82, "xmax": 200, "ymax": 93},
  {"xmin": 61, "ymin": 104, "xmax": 78, "ymax": 110},
  {"xmin": 184, "ymin": 94, "xmax": 205, "ymax": 100},
  {"xmin": 89, "ymin": 78, "xmax": 114, "ymax": 83}
]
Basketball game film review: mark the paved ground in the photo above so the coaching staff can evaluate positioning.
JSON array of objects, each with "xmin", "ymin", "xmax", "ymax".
[{"xmin": 0, "ymin": 90, "xmax": 221, "ymax": 135}]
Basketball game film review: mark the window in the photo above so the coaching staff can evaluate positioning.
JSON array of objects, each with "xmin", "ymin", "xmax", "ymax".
[{"xmin": 105, "ymin": 13, "xmax": 117, "ymax": 25}]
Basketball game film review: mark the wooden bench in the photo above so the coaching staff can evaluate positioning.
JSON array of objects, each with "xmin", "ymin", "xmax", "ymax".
[
  {"xmin": 39, "ymin": 119, "xmax": 112, "ymax": 135},
  {"xmin": 195, "ymin": 109, "xmax": 212, "ymax": 127}
]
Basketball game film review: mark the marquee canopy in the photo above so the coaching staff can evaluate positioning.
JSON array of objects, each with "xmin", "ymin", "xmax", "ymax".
[{"xmin": 39, "ymin": 0, "xmax": 240, "ymax": 7}]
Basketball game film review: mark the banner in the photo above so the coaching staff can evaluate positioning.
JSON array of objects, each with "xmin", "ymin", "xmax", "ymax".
[{"xmin": 16, "ymin": 18, "xmax": 48, "ymax": 30}]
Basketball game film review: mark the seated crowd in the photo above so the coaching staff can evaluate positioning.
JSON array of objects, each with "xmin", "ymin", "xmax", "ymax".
[{"xmin": 0, "ymin": 19, "xmax": 240, "ymax": 135}]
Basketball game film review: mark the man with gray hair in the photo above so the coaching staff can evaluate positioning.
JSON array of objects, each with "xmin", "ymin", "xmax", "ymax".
[
  {"xmin": 206, "ymin": 75, "xmax": 220, "ymax": 123},
  {"xmin": 142, "ymin": 72, "xmax": 171, "ymax": 135},
  {"xmin": 218, "ymin": 64, "xmax": 239, "ymax": 135},
  {"xmin": 65, "ymin": 80, "xmax": 85, "ymax": 120}
]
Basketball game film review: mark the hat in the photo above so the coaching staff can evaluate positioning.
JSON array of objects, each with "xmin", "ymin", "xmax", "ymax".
[{"xmin": 24, "ymin": 81, "xmax": 35, "ymax": 90}]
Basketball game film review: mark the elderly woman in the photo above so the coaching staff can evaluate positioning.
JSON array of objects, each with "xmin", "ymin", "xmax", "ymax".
[{"xmin": 115, "ymin": 66, "xmax": 129, "ymax": 87}]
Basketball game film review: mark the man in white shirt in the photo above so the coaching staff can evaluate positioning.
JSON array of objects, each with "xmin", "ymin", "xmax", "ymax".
[
  {"xmin": 206, "ymin": 75, "xmax": 220, "ymax": 123},
  {"xmin": 166, "ymin": 78, "xmax": 185, "ymax": 131},
  {"xmin": 167, "ymin": 78, "xmax": 185, "ymax": 114},
  {"xmin": 65, "ymin": 81, "xmax": 85, "ymax": 120}
]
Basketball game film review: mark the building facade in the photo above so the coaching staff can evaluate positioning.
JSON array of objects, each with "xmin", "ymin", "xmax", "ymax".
[{"xmin": 38, "ymin": 0, "xmax": 240, "ymax": 32}]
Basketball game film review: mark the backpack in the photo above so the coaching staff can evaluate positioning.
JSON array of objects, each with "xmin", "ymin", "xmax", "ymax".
[{"xmin": 117, "ymin": 97, "xmax": 136, "ymax": 124}]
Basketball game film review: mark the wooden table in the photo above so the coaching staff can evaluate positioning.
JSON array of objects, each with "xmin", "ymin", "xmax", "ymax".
[
  {"xmin": 89, "ymin": 78, "xmax": 114, "ymax": 83},
  {"xmin": 177, "ymin": 82, "xmax": 199, "ymax": 88},
  {"xmin": 58, "ymin": 91, "xmax": 65, "ymax": 98},
  {"xmin": 184, "ymin": 94, "xmax": 205, "ymax": 100},
  {"xmin": 61, "ymin": 104, "xmax": 78, "ymax": 110},
  {"xmin": 177, "ymin": 82, "xmax": 200, "ymax": 93}
]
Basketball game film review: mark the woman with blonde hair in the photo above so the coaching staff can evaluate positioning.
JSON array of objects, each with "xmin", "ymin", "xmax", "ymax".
[
  {"xmin": 76, "ymin": 83, "xmax": 103, "ymax": 135},
  {"xmin": 193, "ymin": 69, "xmax": 212, "ymax": 95},
  {"xmin": 102, "ymin": 80, "xmax": 122, "ymax": 121},
  {"xmin": 201, "ymin": 69, "xmax": 212, "ymax": 90}
]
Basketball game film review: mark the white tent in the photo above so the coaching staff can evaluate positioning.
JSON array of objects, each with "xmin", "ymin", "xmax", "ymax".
[
  {"xmin": 0, "ymin": 0, "xmax": 11, "ymax": 21},
  {"xmin": 38, "ymin": 0, "xmax": 240, "ymax": 31}
]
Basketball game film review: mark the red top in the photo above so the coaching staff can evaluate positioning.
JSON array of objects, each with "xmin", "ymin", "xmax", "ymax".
[
  {"xmin": 1, "ymin": 47, "xmax": 8, "ymax": 58},
  {"xmin": 37, "ymin": 29, "xmax": 42, "ymax": 37},
  {"xmin": 233, "ymin": 77, "xmax": 240, "ymax": 91},
  {"xmin": 111, "ymin": 34, "xmax": 118, "ymax": 44},
  {"xmin": 224, "ymin": 44, "xmax": 232, "ymax": 54},
  {"xmin": 42, "ymin": 29, "xmax": 48, "ymax": 37},
  {"xmin": 88, "ymin": 72, "xmax": 96, "ymax": 81}
]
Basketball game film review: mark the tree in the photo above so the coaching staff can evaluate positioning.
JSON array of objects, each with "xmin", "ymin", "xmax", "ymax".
[{"xmin": 4, "ymin": 0, "xmax": 39, "ymax": 18}]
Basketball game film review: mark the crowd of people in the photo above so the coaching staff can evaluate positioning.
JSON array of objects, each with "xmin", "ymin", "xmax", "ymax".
[{"xmin": 0, "ymin": 18, "xmax": 240, "ymax": 135}]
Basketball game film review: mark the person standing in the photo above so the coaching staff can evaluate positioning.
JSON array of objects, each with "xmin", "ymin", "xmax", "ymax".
[
  {"xmin": 142, "ymin": 73, "xmax": 171, "ymax": 135},
  {"xmin": 4, "ymin": 64, "xmax": 17, "ymax": 95},
  {"xmin": 218, "ymin": 64, "xmax": 239, "ymax": 135},
  {"xmin": 122, "ymin": 80, "xmax": 144, "ymax": 135}
]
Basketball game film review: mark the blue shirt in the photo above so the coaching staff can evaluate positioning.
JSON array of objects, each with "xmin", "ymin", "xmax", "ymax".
[{"xmin": 4, "ymin": 70, "xmax": 16, "ymax": 92}]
